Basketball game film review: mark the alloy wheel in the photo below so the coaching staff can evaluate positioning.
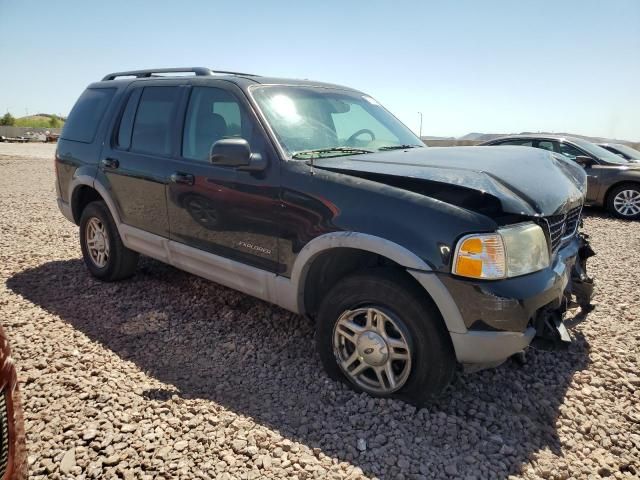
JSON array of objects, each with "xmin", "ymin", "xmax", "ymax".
[
  {"xmin": 613, "ymin": 189, "xmax": 640, "ymax": 217},
  {"xmin": 85, "ymin": 217, "xmax": 110, "ymax": 268},
  {"xmin": 333, "ymin": 307, "xmax": 412, "ymax": 395}
]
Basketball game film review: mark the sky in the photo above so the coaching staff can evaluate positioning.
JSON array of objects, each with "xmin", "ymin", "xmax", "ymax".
[{"xmin": 1, "ymin": 0, "xmax": 639, "ymax": 140}]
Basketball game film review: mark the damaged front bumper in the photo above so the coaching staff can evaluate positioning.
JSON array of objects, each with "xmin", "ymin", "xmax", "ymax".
[
  {"xmin": 436, "ymin": 233, "xmax": 595, "ymax": 367},
  {"xmin": 531, "ymin": 233, "xmax": 595, "ymax": 350}
]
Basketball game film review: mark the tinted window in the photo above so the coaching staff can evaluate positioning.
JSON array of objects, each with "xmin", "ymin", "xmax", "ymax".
[
  {"xmin": 498, "ymin": 139, "xmax": 533, "ymax": 146},
  {"xmin": 537, "ymin": 140, "xmax": 555, "ymax": 152},
  {"xmin": 601, "ymin": 145, "xmax": 628, "ymax": 158},
  {"xmin": 61, "ymin": 88, "xmax": 116, "ymax": 143},
  {"xmin": 602, "ymin": 144, "xmax": 640, "ymax": 160},
  {"xmin": 116, "ymin": 89, "xmax": 142, "ymax": 150},
  {"xmin": 131, "ymin": 87, "xmax": 181, "ymax": 156},
  {"xmin": 182, "ymin": 87, "xmax": 253, "ymax": 161},
  {"xmin": 558, "ymin": 143, "xmax": 585, "ymax": 160},
  {"xmin": 571, "ymin": 138, "xmax": 628, "ymax": 164}
]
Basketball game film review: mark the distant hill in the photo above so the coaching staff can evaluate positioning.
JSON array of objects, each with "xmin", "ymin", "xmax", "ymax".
[
  {"xmin": 14, "ymin": 114, "xmax": 65, "ymax": 128},
  {"xmin": 458, "ymin": 132, "xmax": 489, "ymax": 141},
  {"xmin": 421, "ymin": 135, "xmax": 455, "ymax": 140}
]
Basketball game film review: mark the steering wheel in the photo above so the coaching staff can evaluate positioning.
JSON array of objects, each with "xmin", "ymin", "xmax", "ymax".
[{"xmin": 346, "ymin": 129, "xmax": 376, "ymax": 146}]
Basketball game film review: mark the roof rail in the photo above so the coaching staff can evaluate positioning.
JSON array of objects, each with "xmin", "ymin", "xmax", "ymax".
[{"xmin": 101, "ymin": 67, "xmax": 259, "ymax": 81}]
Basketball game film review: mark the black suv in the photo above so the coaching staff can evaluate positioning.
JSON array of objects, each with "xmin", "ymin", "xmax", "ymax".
[{"xmin": 56, "ymin": 68, "xmax": 594, "ymax": 404}]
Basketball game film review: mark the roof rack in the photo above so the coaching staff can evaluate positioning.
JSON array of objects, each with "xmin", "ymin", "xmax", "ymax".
[{"xmin": 101, "ymin": 67, "xmax": 259, "ymax": 81}]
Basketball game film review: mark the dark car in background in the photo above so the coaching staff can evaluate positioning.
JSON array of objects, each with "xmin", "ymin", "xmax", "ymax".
[
  {"xmin": 599, "ymin": 143, "xmax": 640, "ymax": 163},
  {"xmin": 482, "ymin": 135, "xmax": 640, "ymax": 219}
]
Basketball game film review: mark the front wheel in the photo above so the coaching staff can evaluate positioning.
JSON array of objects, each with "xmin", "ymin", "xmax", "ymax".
[
  {"xmin": 607, "ymin": 183, "xmax": 640, "ymax": 219},
  {"xmin": 316, "ymin": 269, "xmax": 456, "ymax": 405}
]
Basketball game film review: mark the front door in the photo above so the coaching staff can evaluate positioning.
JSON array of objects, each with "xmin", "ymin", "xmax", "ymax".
[
  {"xmin": 99, "ymin": 82, "xmax": 186, "ymax": 237},
  {"xmin": 166, "ymin": 82, "xmax": 282, "ymax": 272},
  {"xmin": 555, "ymin": 141, "xmax": 601, "ymax": 203}
]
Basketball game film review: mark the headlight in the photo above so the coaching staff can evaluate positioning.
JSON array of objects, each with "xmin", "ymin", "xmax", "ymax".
[{"xmin": 452, "ymin": 223, "xmax": 550, "ymax": 279}]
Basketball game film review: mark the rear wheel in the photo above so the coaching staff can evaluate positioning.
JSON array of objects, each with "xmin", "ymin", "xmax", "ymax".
[
  {"xmin": 316, "ymin": 269, "xmax": 456, "ymax": 405},
  {"xmin": 607, "ymin": 183, "xmax": 640, "ymax": 219},
  {"xmin": 79, "ymin": 201, "xmax": 139, "ymax": 281}
]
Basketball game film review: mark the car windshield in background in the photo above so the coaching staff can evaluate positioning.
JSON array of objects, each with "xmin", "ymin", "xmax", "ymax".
[
  {"xmin": 609, "ymin": 144, "xmax": 640, "ymax": 160},
  {"xmin": 251, "ymin": 85, "xmax": 424, "ymax": 159},
  {"xmin": 572, "ymin": 138, "xmax": 630, "ymax": 165}
]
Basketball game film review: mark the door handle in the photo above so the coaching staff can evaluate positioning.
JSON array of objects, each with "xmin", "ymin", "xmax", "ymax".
[
  {"xmin": 170, "ymin": 172, "xmax": 195, "ymax": 186},
  {"xmin": 101, "ymin": 158, "xmax": 119, "ymax": 169}
]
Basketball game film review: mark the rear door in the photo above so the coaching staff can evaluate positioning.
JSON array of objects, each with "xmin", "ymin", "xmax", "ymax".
[
  {"xmin": 165, "ymin": 81, "xmax": 282, "ymax": 272},
  {"xmin": 99, "ymin": 81, "xmax": 187, "ymax": 237}
]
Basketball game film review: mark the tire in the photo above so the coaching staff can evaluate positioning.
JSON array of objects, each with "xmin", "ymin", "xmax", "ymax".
[
  {"xmin": 79, "ymin": 201, "xmax": 139, "ymax": 281},
  {"xmin": 316, "ymin": 269, "xmax": 456, "ymax": 406},
  {"xmin": 606, "ymin": 183, "xmax": 640, "ymax": 220}
]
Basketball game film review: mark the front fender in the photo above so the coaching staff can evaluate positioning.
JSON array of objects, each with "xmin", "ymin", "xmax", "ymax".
[{"xmin": 284, "ymin": 231, "xmax": 468, "ymax": 334}]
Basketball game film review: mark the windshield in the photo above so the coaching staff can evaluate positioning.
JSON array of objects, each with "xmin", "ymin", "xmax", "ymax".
[
  {"xmin": 571, "ymin": 138, "xmax": 630, "ymax": 164},
  {"xmin": 608, "ymin": 144, "xmax": 640, "ymax": 160},
  {"xmin": 251, "ymin": 85, "xmax": 424, "ymax": 158}
]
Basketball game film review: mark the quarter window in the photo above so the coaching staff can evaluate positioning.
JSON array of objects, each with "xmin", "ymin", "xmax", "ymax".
[
  {"xmin": 61, "ymin": 88, "xmax": 116, "ymax": 143},
  {"xmin": 130, "ymin": 87, "xmax": 181, "ymax": 156},
  {"xmin": 182, "ymin": 87, "xmax": 251, "ymax": 161}
]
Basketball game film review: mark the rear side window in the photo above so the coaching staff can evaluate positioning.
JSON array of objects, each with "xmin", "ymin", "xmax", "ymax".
[
  {"xmin": 61, "ymin": 88, "xmax": 116, "ymax": 143},
  {"xmin": 537, "ymin": 140, "xmax": 555, "ymax": 152},
  {"xmin": 130, "ymin": 87, "xmax": 181, "ymax": 156}
]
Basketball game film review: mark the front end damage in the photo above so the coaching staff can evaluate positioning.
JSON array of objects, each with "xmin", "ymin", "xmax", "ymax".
[{"xmin": 530, "ymin": 233, "xmax": 595, "ymax": 351}]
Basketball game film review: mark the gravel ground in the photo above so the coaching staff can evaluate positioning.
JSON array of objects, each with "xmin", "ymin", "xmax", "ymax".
[{"xmin": 1, "ymin": 143, "xmax": 639, "ymax": 480}]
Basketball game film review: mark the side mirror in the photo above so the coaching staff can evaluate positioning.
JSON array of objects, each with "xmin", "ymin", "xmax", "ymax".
[
  {"xmin": 209, "ymin": 138, "xmax": 267, "ymax": 172},
  {"xmin": 574, "ymin": 155, "xmax": 594, "ymax": 167}
]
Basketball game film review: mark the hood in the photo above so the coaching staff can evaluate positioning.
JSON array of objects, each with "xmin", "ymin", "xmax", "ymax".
[{"xmin": 313, "ymin": 146, "xmax": 587, "ymax": 217}]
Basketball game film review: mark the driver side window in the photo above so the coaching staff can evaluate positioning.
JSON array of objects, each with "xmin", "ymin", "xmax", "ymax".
[
  {"xmin": 558, "ymin": 143, "xmax": 585, "ymax": 161},
  {"xmin": 182, "ymin": 87, "xmax": 258, "ymax": 162}
]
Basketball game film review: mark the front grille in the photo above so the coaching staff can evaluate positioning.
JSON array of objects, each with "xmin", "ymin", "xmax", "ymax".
[{"xmin": 543, "ymin": 206, "xmax": 582, "ymax": 252}]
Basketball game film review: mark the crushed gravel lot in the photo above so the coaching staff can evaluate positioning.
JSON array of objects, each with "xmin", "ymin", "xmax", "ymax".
[{"xmin": 1, "ymin": 143, "xmax": 639, "ymax": 479}]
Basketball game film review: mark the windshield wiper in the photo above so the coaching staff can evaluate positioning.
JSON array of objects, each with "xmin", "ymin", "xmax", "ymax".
[
  {"xmin": 291, "ymin": 147, "xmax": 374, "ymax": 159},
  {"xmin": 378, "ymin": 144, "xmax": 423, "ymax": 151}
]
